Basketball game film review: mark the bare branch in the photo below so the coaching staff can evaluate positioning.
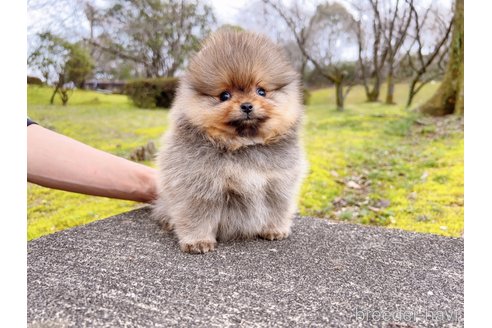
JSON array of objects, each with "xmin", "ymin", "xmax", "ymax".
[
  {"xmin": 263, "ymin": 0, "xmax": 337, "ymax": 82},
  {"xmin": 405, "ymin": 0, "xmax": 454, "ymax": 107},
  {"xmin": 84, "ymin": 38, "xmax": 144, "ymax": 64}
]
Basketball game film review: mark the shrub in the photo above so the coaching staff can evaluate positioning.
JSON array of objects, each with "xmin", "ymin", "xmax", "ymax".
[
  {"xmin": 27, "ymin": 76, "xmax": 43, "ymax": 85},
  {"xmin": 125, "ymin": 77, "xmax": 179, "ymax": 109}
]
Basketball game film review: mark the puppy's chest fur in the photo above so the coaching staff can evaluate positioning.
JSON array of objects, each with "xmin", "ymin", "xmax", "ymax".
[
  {"xmin": 156, "ymin": 120, "xmax": 302, "ymax": 240},
  {"xmin": 222, "ymin": 160, "xmax": 272, "ymax": 197},
  {"xmin": 162, "ymin": 128, "xmax": 299, "ymax": 200}
]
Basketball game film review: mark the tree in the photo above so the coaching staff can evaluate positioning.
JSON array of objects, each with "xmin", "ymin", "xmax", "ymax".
[
  {"xmin": 85, "ymin": 31, "xmax": 141, "ymax": 80},
  {"xmin": 89, "ymin": 0, "xmax": 215, "ymax": 78},
  {"xmin": 352, "ymin": 0, "xmax": 413, "ymax": 103},
  {"xmin": 353, "ymin": 0, "xmax": 386, "ymax": 102},
  {"xmin": 308, "ymin": 3, "xmax": 359, "ymax": 110},
  {"xmin": 380, "ymin": 0, "xmax": 413, "ymax": 104},
  {"xmin": 233, "ymin": 0, "xmax": 309, "ymax": 76},
  {"xmin": 264, "ymin": 0, "xmax": 358, "ymax": 111},
  {"xmin": 28, "ymin": 32, "xmax": 94, "ymax": 105},
  {"xmin": 84, "ymin": 2, "xmax": 100, "ymax": 43},
  {"xmin": 418, "ymin": 0, "xmax": 463, "ymax": 116},
  {"xmin": 405, "ymin": 1, "xmax": 453, "ymax": 108}
]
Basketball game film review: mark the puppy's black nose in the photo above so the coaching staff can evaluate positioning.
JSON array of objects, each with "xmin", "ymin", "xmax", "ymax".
[{"xmin": 240, "ymin": 102, "xmax": 253, "ymax": 114}]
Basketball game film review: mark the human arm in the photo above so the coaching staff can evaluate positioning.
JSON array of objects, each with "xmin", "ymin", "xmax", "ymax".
[{"xmin": 27, "ymin": 124, "xmax": 158, "ymax": 203}]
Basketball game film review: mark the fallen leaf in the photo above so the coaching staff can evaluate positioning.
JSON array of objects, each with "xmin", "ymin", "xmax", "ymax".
[
  {"xmin": 368, "ymin": 206, "xmax": 380, "ymax": 212},
  {"xmin": 346, "ymin": 181, "xmax": 361, "ymax": 189},
  {"xmin": 330, "ymin": 170, "xmax": 339, "ymax": 178},
  {"xmin": 421, "ymin": 171, "xmax": 429, "ymax": 181}
]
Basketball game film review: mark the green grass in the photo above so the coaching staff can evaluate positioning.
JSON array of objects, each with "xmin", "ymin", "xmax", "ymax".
[{"xmin": 27, "ymin": 81, "xmax": 463, "ymax": 239}]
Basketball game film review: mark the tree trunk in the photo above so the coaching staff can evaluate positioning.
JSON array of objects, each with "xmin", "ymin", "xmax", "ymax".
[
  {"xmin": 50, "ymin": 73, "xmax": 65, "ymax": 105},
  {"xmin": 385, "ymin": 66, "xmax": 396, "ymax": 105},
  {"xmin": 367, "ymin": 89, "xmax": 380, "ymax": 102},
  {"xmin": 419, "ymin": 0, "xmax": 464, "ymax": 116},
  {"xmin": 50, "ymin": 84, "xmax": 60, "ymax": 105},
  {"xmin": 60, "ymin": 89, "xmax": 69, "ymax": 106},
  {"xmin": 335, "ymin": 81, "xmax": 344, "ymax": 111},
  {"xmin": 367, "ymin": 76, "xmax": 381, "ymax": 102},
  {"xmin": 407, "ymin": 78, "xmax": 418, "ymax": 108}
]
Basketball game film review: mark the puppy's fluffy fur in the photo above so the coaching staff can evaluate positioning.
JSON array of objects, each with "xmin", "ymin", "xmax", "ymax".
[{"xmin": 152, "ymin": 30, "xmax": 307, "ymax": 253}]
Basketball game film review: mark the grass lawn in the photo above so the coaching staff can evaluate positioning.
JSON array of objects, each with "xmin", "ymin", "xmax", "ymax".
[{"xmin": 27, "ymin": 81, "xmax": 463, "ymax": 240}]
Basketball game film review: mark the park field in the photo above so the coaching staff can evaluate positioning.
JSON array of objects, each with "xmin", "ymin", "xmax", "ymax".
[{"xmin": 27, "ymin": 82, "xmax": 463, "ymax": 240}]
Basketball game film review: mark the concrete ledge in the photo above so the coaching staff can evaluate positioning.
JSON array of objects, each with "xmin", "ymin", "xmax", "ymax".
[{"xmin": 28, "ymin": 207, "xmax": 463, "ymax": 327}]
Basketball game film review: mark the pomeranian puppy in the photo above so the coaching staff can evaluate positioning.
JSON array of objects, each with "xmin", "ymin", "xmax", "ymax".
[{"xmin": 152, "ymin": 30, "xmax": 307, "ymax": 253}]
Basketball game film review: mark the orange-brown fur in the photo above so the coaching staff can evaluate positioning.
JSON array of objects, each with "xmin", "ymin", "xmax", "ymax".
[{"xmin": 172, "ymin": 30, "xmax": 301, "ymax": 150}]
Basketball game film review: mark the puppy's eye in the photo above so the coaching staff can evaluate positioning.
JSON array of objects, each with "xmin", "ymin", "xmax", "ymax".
[
  {"xmin": 256, "ymin": 87, "xmax": 266, "ymax": 97},
  {"xmin": 219, "ymin": 91, "xmax": 231, "ymax": 102}
]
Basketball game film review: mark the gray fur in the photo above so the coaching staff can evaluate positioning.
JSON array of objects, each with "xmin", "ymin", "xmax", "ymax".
[{"xmin": 153, "ymin": 117, "xmax": 306, "ymax": 252}]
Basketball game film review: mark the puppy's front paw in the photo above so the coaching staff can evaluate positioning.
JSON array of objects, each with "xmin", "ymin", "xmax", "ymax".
[
  {"xmin": 259, "ymin": 229, "xmax": 290, "ymax": 241},
  {"xmin": 180, "ymin": 240, "xmax": 217, "ymax": 254}
]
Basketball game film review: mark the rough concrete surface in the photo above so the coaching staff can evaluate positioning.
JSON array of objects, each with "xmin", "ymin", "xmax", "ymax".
[{"xmin": 28, "ymin": 207, "xmax": 463, "ymax": 327}]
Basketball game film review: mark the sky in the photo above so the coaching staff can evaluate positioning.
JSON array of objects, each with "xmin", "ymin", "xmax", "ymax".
[
  {"xmin": 26, "ymin": 0, "xmax": 454, "ymax": 77},
  {"xmin": 211, "ymin": 0, "xmax": 250, "ymax": 25},
  {"xmin": 27, "ymin": 0, "xmax": 253, "ymax": 40}
]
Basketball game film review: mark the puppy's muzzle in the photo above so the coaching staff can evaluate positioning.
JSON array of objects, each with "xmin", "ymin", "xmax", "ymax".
[{"xmin": 240, "ymin": 102, "xmax": 253, "ymax": 114}]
